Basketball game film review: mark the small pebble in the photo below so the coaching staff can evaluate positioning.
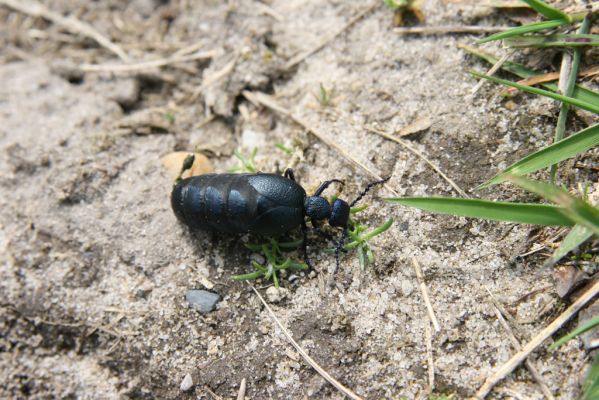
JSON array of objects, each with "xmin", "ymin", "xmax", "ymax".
[
  {"xmin": 400, "ymin": 280, "xmax": 414, "ymax": 297},
  {"xmin": 266, "ymin": 287, "xmax": 289, "ymax": 303},
  {"xmin": 186, "ymin": 290, "xmax": 221, "ymax": 314},
  {"xmin": 180, "ymin": 373, "xmax": 193, "ymax": 392}
]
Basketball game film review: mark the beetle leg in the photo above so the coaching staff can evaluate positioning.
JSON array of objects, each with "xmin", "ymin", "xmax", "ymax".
[
  {"xmin": 301, "ymin": 220, "xmax": 313, "ymax": 271},
  {"xmin": 313, "ymin": 179, "xmax": 344, "ymax": 196},
  {"xmin": 312, "ymin": 220, "xmax": 348, "ymax": 253},
  {"xmin": 349, "ymin": 177, "xmax": 390, "ymax": 207},
  {"xmin": 284, "ymin": 168, "xmax": 296, "ymax": 181},
  {"xmin": 332, "ymin": 228, "xmax": 348, "ymax": 276}
]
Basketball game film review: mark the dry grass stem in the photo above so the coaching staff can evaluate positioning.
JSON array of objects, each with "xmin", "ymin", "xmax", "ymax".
[
  {"xmin": 171, "ymin": 41, "xmax": 214, "ymax": 58},
  {"xmin": 394, "ymin": 25, "xmax": 510, "ymax": 35},
  {"xmin": 204, "ymin": 386, "xmax": 223, "ymax": 400},
  {"xmin": 471, "ymin": 49, "xmax": 516, "ymax": 95},
  {"xmin": 192, "ymin": 57, "xmax": 238, "ymax": 98},
  {"xmin": 425, "ymin": 322, "xmax": 435, "ymax": 393},
  {"xmin": 0, "ymin": 0, "xmax": 129, "ymax": 61},
  {"xmin": 476, "ymin": 279, "xmax": 599, "ymax": 398},
  {"xmin": 283, "ymin": 2, "xmax": 378, "ymax": 70},
  {"xmin": 249, "ymin": 284, "xmax": 365, "ymax": 400},
  {"xmin": 242, "ymin": 90, "xmax": 398, "ymax": 196},
  {"xmin": 486, "ymin": 288, "xmax": 555, "ymax": 400},
  {"xmin": 412, "ymin": 257, "xmax": 441, "ymax": 332},
  {"xmin": 367, "ymin": 127, "xmax": 468, "ymax": 198},
  {"xmin": 254, "ymin": 2, "xmax": 284, "ymax": 21},
  {"xmin": 80, "ymin": 50, "xmax": 217, "ymax": 73}
]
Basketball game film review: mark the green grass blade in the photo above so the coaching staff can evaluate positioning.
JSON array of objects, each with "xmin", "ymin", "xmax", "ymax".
[
  {"xmin": 550, "ymin": 315, "xmax": 599, "ymax": 349},
  {"xmin": 480, "ymin": 124, "xmax": 599, "ymax": 188},
  {"xmin": 478, "ymin": 19, "xmax": 568, "ymax": 44},
  {"xmin": 460, "ymin": 45, "xmax": 599, "ymax": 105},
  {"xmin": 518, "ymin": 0, "xmax": 569, "ymax": 21},
  {"xmin": 507, "ymin": 176, "xmax": 599, "ymax": 235},
  {"xmin": 504, "ymin": 33, "xmax": 599, "ymax": 48},
  {"xmin": 386, "ymin": 197, "xmax": 574, "ymax": 226},
  {"xmin": 544, "ymin": 224, "xmax": 594, "ymax": 268},
  {"xmin": 583, "ymin": 356, "xmax": 599, "ymax": 400},
  {"xmin": 471, "ymin": 71, "xmax": 599, "ymax": 114},
  {"xmin": 549, "ymin": 13, "xmax": 592, "ymax": 182}
]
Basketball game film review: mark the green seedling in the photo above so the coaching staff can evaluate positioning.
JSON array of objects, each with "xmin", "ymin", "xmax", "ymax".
[
  {"xmin": 275, "ymin": 143, "xmax": 293, "ymax": 155},
  {"xmin": 326, "ymin": 204, "xmax": 394, "ymax": 271},
  {"xmin": 232, "ymin": 205, "xmax": 393, "ymax": 285},
  {"xmin": 164, "ymin": 111, "xmax": 176, "ymax": 124},
  {"xmin": 229, "ymin": 147, "xmax": 258, "ymax": 173},
  {"xmin": 315, "ymin": 83, "xmax": 331, "ymax": 107},
  {"xmin": 231, "ymin": 238, "xmax": 308, "ymax": 288}
]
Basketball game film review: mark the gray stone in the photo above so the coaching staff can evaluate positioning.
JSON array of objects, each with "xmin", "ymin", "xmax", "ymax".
[{"xmin": 186, "ymin": 290, "xmax": 221, "ymax": 314}]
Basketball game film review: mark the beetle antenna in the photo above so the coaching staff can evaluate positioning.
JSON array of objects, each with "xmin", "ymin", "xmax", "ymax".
[
  {"xmin": 349, "ymin": 177, "xmax": 390, "ymax": 207},
  {"xmin": 313, "ymin": 179, "xmax": 344, "ymax": 196}
]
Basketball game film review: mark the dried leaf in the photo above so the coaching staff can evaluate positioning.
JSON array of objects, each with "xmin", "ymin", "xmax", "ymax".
[
  {"xmin": 554, "ymin": 265, "xmax": 589, "ymax": 298},
  {"xmin": 397, "ymin": 116, "xmax": 432, "ymax": 137}
]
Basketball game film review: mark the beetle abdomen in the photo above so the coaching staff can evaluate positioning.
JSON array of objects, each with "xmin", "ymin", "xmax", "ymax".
[{"xmin": 171, "ymin": 173, "xmax": 306, "ymax": 236}]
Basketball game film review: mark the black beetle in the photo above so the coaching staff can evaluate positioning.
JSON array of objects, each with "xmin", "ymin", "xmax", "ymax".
[{"xmin": 171, "ymin": 155, "xmax": 387, "ymax": 270}]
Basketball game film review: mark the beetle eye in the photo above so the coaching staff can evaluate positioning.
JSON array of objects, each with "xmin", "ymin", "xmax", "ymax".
[
  {"xmin": 305, "ymin": 196, "xmax": 331, "ymax": 220},
  {"xmin": 329, "ymin": 199, "xmax": 350, "ymax": 227}
]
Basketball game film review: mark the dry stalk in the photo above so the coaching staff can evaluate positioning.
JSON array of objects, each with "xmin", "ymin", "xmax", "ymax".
[
  {"xmin": 476, "ymin": 279, "xmax": 599, "ymax": 398},
  {"xmin": 283, "ymin": 2, "xmax": 379, "ymax": 70},
  {"xmin": 0, "ymin": 0, "xmax": 129, "ymax": 61},
  {"xmin": 367, "ymin": 127, "xmax": 468, "ymax": 198},
  {"xmin": 412, "ymin": 257, "xmax": 441, "ymax": 332},
  {"xmin": 242, "ymin": 90, "xmax": 398, "ymax": 197},
  {"xmin": 471, "ymin": 49, "xmax": 516, "ymax": 95},
  {"xmin": 486, "ymin": 288, "xmax": 555, "ymax": 400},
  {"xmin": 250, "ymin": 284, "xmax": 364, "ymax": 400},
  {"xmin": 80, "ymin": 50, "xmax": 217, "ymax": 73}
]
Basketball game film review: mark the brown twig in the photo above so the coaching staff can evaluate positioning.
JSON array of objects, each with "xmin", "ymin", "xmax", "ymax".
[
  {"xmin": 242, "ymin": 90, "xmax": 398, "ymax": 196},
  {"xmin": 283, "ymin": 2, "xmax": 379, "ymax": 70},
  {"xmin": 249, "ymin": 284, "xmax": 364, "ymax": 400},
  {"xmin": 412, "ymin": 257, "xmax": 441, "ymax": 332},
  {"xmin": 486, "ymin": 287, "xmax": 555, "ymax": 400},
  {"xmin": 0, "ymin": 0, "xmax": 129, "ymax": 61},
  {"xmin": 367, "ymin": 127, "xmax": 468, "ymax": 198},
  {"xmin": 476, "ymin": 279, "xmax": 599, "ymax": 398}
]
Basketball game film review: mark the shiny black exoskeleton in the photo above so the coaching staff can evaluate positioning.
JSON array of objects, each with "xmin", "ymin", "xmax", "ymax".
[{"xmin": 171, "ymin": 159, "xmax": 387, "ymax": 270}]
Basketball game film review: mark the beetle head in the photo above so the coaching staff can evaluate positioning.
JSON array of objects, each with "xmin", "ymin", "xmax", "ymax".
[{"xmin": 329, "ymin": 199, "xmax": 350, "ymax": 227}]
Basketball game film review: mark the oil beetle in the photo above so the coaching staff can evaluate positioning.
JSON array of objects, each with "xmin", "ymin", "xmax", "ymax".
[{"xmin": 171, "ymin": 154, "xmax": 388, "ymax": 270}]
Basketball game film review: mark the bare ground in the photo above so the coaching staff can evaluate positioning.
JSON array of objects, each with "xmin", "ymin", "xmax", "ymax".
[{"xmin": 0, "ymin": 1, "xmax": 597, "ymax": 399}]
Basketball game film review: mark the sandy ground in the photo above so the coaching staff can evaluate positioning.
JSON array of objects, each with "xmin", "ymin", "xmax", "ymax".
[{"xmin": 0, "ymin": 1, "xmax": 597, "ymax": 399}]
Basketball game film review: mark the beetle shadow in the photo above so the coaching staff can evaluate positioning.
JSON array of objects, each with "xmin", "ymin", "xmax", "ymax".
[{"xmin": 182, "ymin": 228, "xmax": 252, "ymax": 277}]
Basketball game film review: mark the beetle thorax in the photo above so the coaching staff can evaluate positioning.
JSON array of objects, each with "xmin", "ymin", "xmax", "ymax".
[{"xmin": 304, "ymin": 196, "xmax": 331, "ymax": 220}]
